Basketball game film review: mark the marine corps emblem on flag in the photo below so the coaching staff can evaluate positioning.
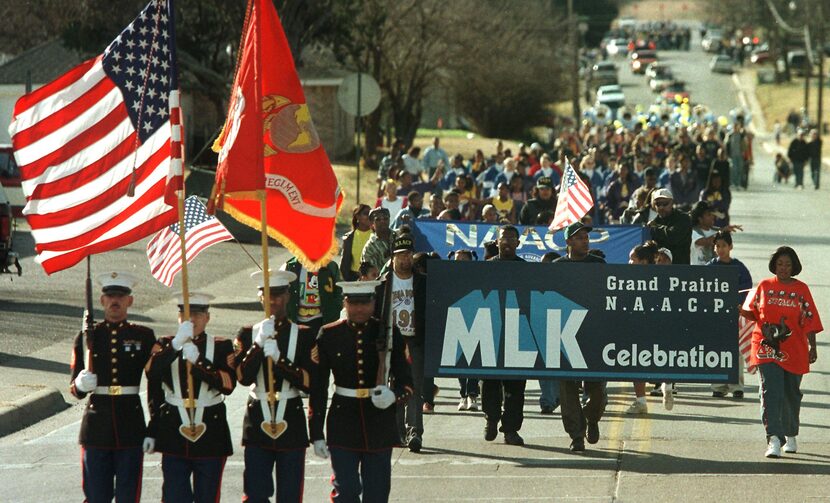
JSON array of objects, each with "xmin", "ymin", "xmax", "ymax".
[{"xmin": 262, "ymin": 95, "xmax": 321, "ymax": 156}]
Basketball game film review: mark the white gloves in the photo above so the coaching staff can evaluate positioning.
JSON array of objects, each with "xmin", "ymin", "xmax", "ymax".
[
  {"xmin": 182, "ymin": 342, "xmax": 200, "ymax": 364},
  {"xmin": 74, "ymin": 369, "xmax": 98, "ymax": 393},
  {"xmin": 172, "ymin": 321, "xmax": 193, "ymax": 351},
  {"xmin": 312, "ymin": 439, "xmax": 330, "ymax": 459},
  {"xmin": 371, "ymin": 385, "xmax": 396, "ymax": 409},
  {"xmin": 142, "ymin": 437, "xmax": 155, "ymax": 454},
  {"xmin": 263, "ymin": 339, "xmax": 280, "ymax": 360},
  {"xmin": 254, "ymin": 318, "xmax": 275, "ymax": 347}
]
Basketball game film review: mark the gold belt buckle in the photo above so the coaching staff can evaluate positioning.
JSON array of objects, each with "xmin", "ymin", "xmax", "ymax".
[
  {"xmin": 355, "ymin": 388, "xmax": 370, "ymax": 398},
  {"xmin": 183, "ymin": 398, "xmax": 196, "ymax": 408},
  {"xmin": 109, "ymin": 385, "xmax": 122, "ymax": 395}
]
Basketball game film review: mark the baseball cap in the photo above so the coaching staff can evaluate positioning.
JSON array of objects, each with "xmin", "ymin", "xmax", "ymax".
[
  {"xmin": 392, "ymin": 234, "xmax": 414, "ymax": 254},
  {"xmin": 536, "ymin": 176, "xmax": 553, "ymax": 189},
  {"xmin": 652, "ymin": 188, "xmax": 674, "ymax": 201},
  {"xmin": 368, "ymin": 207, "xmax": 390, "ymax": 220},
  {"xmin": 563, "ymin": 221, "xmax": 592, "ymax": 240}
]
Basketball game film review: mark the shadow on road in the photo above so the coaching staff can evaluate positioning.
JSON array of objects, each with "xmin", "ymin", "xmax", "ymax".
[{"xmin": 0, "ymin": 352, "xmax": 70, "ymax": 374}]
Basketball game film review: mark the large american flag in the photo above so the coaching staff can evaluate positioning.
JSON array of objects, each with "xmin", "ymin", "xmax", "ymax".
[
  {"xmin": 8, "ymin": 0, "xmax": 182, "ymax": 274},
  {"xmin": 147, "ymin": 196, "xmax": 233, "ymax": 287},
  {"xmin": 549, "ymin": 160, "xmax": 593, "ymax": 231}
]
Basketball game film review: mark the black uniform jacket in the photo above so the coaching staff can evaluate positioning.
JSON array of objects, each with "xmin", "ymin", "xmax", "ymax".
[
  {"xmin": 309, "ymin": 318, "xmax": 414, "ymax": 451},
  {"xmin": 70, "ymin": 321, "xmax": 155, "ymax": 449},
  {"xmin": 145, "ymin": 332, "xmax": 236, "ymax": 458},
  {"xmin": 235, "ymin": 319, "xmax": 316, "ymax": 450}
]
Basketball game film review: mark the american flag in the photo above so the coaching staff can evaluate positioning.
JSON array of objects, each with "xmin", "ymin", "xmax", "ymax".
[
  {"xmin": 738, "ymin": 313, "xmax": 757, "ymax": 374},
  {"xmin": 549, "ymin": 160, "xmax": 593, "ymax": 231},
  {"xmin": 8, "ymin": 0, "xmax": 182, "ymax": 274},
  {"xmin": 147, "ymin": 196, "xmax": 233, "ymax": 286}
]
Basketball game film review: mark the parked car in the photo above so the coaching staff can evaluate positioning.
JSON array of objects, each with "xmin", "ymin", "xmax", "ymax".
[
  {"xmin": 596, "ymin": 91, "xmax": 625, "ymax": 120},
  {"xmin": 0, "ymin": 144, "xmax": 23, "ymax": 217},
  {"xmin": 787, "ymin": 50, "xmax": 811, "ymax": 76},
  {"xmin": 649, "ymin": 72, "xmax": 675, "ymax": 92},
  {"xmin": 591, "ymin": 61, "xmax": 618, "ymax": 86},
  {"xmin": 630, "ymin": 49, "xmax": 657, "ymax": 74},
  {"xmin": 606, "ymin": 38, "xmax": 630, "ymax": 57},
  {"xmin": 710, "ymin": 55, "xmax": 735, "ymax": 73},
  {"xmin": 661, "ymin": 81, "xmax": 690, "ymax": 102},
  {"xmin": 596, "ymin": 84, "xmax": 623, "ymax": 100},
  {"xmin": 645, "ymin": 62, "xmax": 671, "ymax": 80},
  {"xmin": 702, "ymin": 29, "xmax": 723, "ymax": 52},
  {"xmin": 0, "ymin": 181, "xmax": 21, "ymax": 275},
  {"xmin": 750, "ymin": 43, "xmax": 771, "ymax": 64}
]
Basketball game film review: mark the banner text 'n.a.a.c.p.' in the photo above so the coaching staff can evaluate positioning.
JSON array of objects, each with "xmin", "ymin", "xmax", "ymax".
[{"xmin": 425, "ymin": 261, "xmax": 741, "ymax": 383}]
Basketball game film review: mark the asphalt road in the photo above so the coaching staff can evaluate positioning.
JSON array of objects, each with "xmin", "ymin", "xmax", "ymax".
[{"xmin": 2, "ymin": 31, "xmax": 830, "ymax": 503}]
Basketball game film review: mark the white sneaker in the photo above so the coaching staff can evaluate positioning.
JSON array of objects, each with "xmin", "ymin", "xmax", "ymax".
[
  {"xmin": 458, "ymin": 397, "xmax": 467, "ymax": 411},
  {"xmin": 662, "ymin": 383, "xmax": 674, "ymax": 411},
  {"xmin": 784, "ymin": 436, "xmax": 797, "ymax": 453},
  {"xmin": 467, "ymin": 396, "xmax": 479, "ymax": 411},
  {"xmin": 625, "ymin": 400, "xmax": 648, "ymax": 414},
  {"xmin": 765, "ymin": 437, "xmax": 782, "ymax": 458}
]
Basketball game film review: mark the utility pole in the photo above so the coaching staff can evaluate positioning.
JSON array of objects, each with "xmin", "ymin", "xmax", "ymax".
[
  {"xmin": 568, "ymin": 0, "xmax": 580, "ymax": 125},
  {"xmin": 816, "ymin": 2, "xmax": 827, "ymax": 138}
]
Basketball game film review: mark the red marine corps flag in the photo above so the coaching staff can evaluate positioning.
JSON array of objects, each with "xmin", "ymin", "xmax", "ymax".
[{"xmin": 210, "ymin": 0, "xmax": 344, "ymax": 270}]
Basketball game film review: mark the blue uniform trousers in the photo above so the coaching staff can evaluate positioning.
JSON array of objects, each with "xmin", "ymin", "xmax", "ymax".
[
  {"xmin": 82, "ymin": 447, "xmax": 143, "ymax": 503},
  {"xmin": 242, "ymin": 446, "xmax": 305, "ymax": 503},
  {"xmin": 329, "ymin": 448, "xmax": 392, "ymax": 503},
  {"xmin": 161, "ymin": 454, "xmax": 226, "ymax": 503}
]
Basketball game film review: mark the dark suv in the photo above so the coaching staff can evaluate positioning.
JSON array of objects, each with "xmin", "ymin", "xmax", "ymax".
[{"xmin": 0, "ymin": 181, "xmax": 21, "ymax": 275}]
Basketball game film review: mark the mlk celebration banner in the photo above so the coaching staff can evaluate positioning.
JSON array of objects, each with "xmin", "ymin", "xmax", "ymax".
[
  {"xmin": 425, "ymin": 261, "xmax": 740, "ymax": 383},
  {"xmin": 411, "ymin": 221, "xmax": 648, "ymax": 263}
]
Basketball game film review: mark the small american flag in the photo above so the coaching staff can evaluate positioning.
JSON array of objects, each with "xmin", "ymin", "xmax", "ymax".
[
  {"xmin": 147, "ymin": 196, "xmax": 233, "ymax": 286},
  {"xmin": 549, "ymin": 160, "xmax": 593, "ymax": 231},
  {"xmin": 738, "ymin": 315, "xmax": 756, "ymax": 374},
  {"xmin": 9, "ymin": 0, "xmax": 182, "ymax": 274}
]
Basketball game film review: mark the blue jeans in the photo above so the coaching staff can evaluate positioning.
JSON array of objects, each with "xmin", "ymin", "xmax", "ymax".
[
  {"xmin": 82, "ymin": 447, "xmax": 143, "ymax": 503},
  {"xmin": 758, "ymin": 362, "xmax": 803, "ymax": 441},
  {"xmin": 243, "ymin": 446, "xmax": 305, "ymax": 503},
  {"xmin": 161, "ymin": 454, "xmax": 226, "ymax": 503},
  {"xmin": 329, "ymin": 448, "xmax": 392, "ymax": 502},
  {"xmin": 458, "ymin": 378, "xmax": 479, "ymax": 398},
  {"xmin": 538, "ymin": 379, "xmax": 560, "ymax": 408}
]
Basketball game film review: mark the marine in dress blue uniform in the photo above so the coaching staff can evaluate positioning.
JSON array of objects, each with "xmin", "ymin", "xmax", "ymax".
[
  {"xmin": 309, "ymin": 281, "xmax": 414, "ymax": 502},
  {"xmin": 70, "ymin": 271, "xmax": 156, "ymax": 503},
  {"xmin": 144, "ymin": 292, "xmax": 236, "ymax": 502},
  {"xmin": 235, "ymin": 270, "xmax": 317, "ymax": 503}
]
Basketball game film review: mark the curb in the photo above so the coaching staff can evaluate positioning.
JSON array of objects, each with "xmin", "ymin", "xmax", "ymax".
[{"xmin": 0, "ymin": 386, "xmax": 68, "ymax": 438}]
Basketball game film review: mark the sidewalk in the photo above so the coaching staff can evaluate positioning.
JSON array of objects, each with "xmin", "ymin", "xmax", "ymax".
[{"xmin": 734, "ymin": 69, "xmax": 830, "ymax": 173}]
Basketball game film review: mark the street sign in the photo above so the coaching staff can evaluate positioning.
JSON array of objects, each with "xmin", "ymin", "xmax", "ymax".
[{"xmin": 337, "ymin": 72, "xmax": 381, "ymax": 117}]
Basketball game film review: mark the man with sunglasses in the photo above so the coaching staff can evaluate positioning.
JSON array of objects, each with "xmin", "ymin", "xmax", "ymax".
[{"xmin": 647, "ymin": 188, "xmax": 692, "ymax": 265}]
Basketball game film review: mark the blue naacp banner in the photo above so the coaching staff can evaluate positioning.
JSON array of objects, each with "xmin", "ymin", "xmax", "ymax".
[
  {"xmin": 424, "ymin": 261, "xmax": 741, "ymax": 383},
  {"xmin": 411, "ymin": 220, "xmax": 648, "ymax": 263}
]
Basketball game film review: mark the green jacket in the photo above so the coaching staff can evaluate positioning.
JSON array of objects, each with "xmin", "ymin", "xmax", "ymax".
[{"xmin": 284, "ymin": 258, "xmax": 344, "ymax": 325}]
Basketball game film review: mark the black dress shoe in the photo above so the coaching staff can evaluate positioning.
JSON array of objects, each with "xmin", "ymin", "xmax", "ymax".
[
  {"xmin": 484, "ymin": 421, "xmax": 498, "ymax": 441},
  {"xmin": 407, "ymin": 433, "xmax": 422, "ymax": 453},
  {"xmin": 504, "ymin": 431, "xmax": 525, "ymax": 446},
  {"xmin": 570, "ymin": 437, "xmax": 585, "ymax": 452},
  {"xmin": 733, "ymin": 390, "xmax": 744, "ymax": 399},
  {"xmin": 712, "ymin": 391, "xmax": 727, "ymax": 398},
  {"xmin": 587, "ymin": 422, "xmax": 600, "ymax": 444},
  {"xmin": 540, "ymin": 406, "xmax": 554, "ymax": 415}
]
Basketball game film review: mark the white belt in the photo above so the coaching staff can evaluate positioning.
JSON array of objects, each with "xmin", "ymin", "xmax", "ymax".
[
  {"xmin": 94, "ymin": 386, "xmax": 139, "ymax": 395},
  {"xmin": 249, "ymin": 389, "xmax": 300, "ymax": 401},
  {"xmin": 334, "ymin": 386, "xmax": 374, "ymax": 399},
  {"xmin": 165, "ymin": 393, "xmax": 224, "ymax": 408}
]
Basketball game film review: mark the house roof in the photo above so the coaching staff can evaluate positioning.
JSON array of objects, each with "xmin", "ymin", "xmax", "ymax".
[
  {"xmin": 297, "ymin": 46, "xmax": 351, "ymax": 85},
  {"xmin": 0, "ymin": 40, "xmax": 89, "ymax": 85}
]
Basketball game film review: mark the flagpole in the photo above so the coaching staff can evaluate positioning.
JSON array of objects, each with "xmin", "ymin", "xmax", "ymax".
[
  {"xmin": 84, "ymin": 256, "xmax": 95, "ymax": 373},
  {"xmin": 259, "ymin": 192, "xmax": 277, "ymax": 425},
  {"xmin": 176, "ymin": 187, "xmax": 197, "ymax": 435}
]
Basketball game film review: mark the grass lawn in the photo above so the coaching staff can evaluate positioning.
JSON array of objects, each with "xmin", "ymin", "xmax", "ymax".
[{"xmin": 754, "ymin": 76, "xmax": 830, "ymax": 158}]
